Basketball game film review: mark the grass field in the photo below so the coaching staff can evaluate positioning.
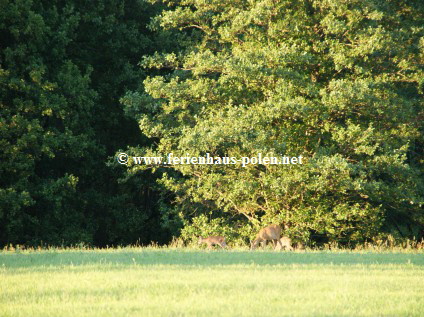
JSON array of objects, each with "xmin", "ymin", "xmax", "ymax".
[{"xmin": 1, "ymin": 248, "xmax": 424, "ymax": 317}]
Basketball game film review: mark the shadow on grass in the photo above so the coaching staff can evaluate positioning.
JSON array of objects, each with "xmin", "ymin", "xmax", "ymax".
[{"xmin": 1, "ymin": 250, "xmax": 424, "ymax": 269}]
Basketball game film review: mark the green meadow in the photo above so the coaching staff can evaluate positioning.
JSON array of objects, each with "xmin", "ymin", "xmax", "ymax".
[{"xmin": 1, "ymin": 249, "xmax": 424, "ymax": 317}]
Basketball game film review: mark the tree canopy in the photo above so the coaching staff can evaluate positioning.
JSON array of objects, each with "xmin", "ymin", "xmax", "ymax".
[
  {"xmin": 124, "ymin": 0, "xmax": 424, "ymax": 244},
  {"xmin": 0, "ymin": 0, "xmax": 173, "ymax": 246},
  {"xmin": 1, "ymin": 0, "xmax": 423, "ymax": 247}
]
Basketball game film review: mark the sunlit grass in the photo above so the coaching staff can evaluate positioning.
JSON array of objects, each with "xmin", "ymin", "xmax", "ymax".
[{"xmin": 1, "ymin": 248, "xmax": 424, "ymax": 317}]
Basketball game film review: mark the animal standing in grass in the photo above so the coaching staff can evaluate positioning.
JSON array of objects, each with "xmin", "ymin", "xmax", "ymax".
[
  {"xmin": 279, "ymin": 236, "xmax": 293, "ymax": 251},
  {"xmin": 198, "ymin": 236, "xmax": 227, "ymax": 249},
  {"xmin": 251, "ymin": 224, "xmax": 283, "ymax": 250}
]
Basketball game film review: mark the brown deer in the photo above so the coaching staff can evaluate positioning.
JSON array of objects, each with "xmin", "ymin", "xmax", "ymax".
[
  {"xmin": 277, "ymin": 236, "xmax": 293, "ymax": 251},
  {"xmin": 198, "ymin": 236, "xmax": 227, "ymax": 249},
  {"xmin": 250, "ymin": 224, "xmax": 283, "ymax": 250}
]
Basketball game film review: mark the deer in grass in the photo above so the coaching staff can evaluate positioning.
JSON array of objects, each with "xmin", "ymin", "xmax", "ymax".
[
  {"xmin": 198, "ymin": 236, "xmax": 227, "ymax": 249},
  {"xmin": 278, "ymin": 236, "xmax": 293, "ymax": 251},
  {"xmin": 250, "ymin": 224, "xmax": 283, "ymax": 250}
]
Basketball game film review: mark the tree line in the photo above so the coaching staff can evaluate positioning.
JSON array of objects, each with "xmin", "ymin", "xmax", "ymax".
[{"xmin": 1, "ymin": 0, "xmax": 423, "ymax": 247}]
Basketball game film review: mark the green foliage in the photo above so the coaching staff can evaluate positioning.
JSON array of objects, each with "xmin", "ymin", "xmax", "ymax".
[
  {"xmin": 180, "ymin": 213, "xmax": 253, "ymax": 246},
  {"xmin": 0, "ymin": 0, "xmax": 172, "ymax": 246},
  {"xmin": 125, "ymin": 0, "xmax": 424, "ymax": 244},
  {"xmin": 0, "ymin": 0, "xmax": 100, "ymax": 243},
  {"xmin": 2, "ymin": 0, "xmax": 423, "ymax": 247}
]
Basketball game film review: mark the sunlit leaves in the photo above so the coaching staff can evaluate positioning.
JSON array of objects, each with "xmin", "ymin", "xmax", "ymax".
[{"xmin": 125, "ymin": 0, "xmax": 424, "ymax": 244}]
